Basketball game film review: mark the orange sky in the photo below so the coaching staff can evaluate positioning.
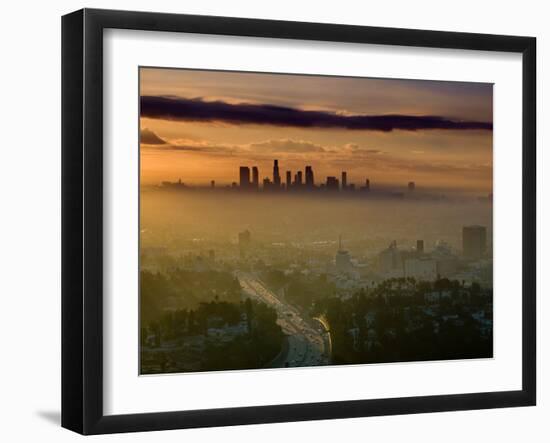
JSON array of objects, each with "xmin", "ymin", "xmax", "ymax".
[{"xmin": 139, "ymin": 67, "xmax": 493, "ymax": 193}]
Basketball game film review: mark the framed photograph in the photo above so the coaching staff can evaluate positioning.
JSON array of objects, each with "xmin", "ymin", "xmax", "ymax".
[{"xmin": 62, "ymin": 8, "xmax": 536, "ymax": 434}]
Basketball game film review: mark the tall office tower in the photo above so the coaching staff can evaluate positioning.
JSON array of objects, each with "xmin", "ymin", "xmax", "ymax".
[
  {"xmin": 365, "ymin": 178, "xmax": 370, "ymax": 191},
  {"xmin": 296, "ymin": 170, "xmax": 303, "ymax": 186},
  {"xmin": 462, "ymin": 225, "xmax": 487, "ymax": 260},
  {"xmin": 210, "ymin": 180, "xmax": 215, "ymax": 188},
  {"xmin": 408, "ymin": 181, "xmax": 416, "ymax": 191},
  {"xmin": 286, "ymin": 170, "xmax": 292, "ymax": 189},
  {"xmin": 341, "ymin": 171, "xmax": 347, "ymax": 190},
  {"xmin": 326, "ymin": 176, "xmax": 339, "ymax": 191},
  {"xmin": 273, "ymin": 159, "xmax": 281, "ymax": 187},
  {"xmin": 252, "ymin": 166, "xmax": 259, "ymax": 189},
  {"xmin": 239, "ymin": 166, "xmax": 250, "ymax": 189},
  {"xmin": 416, "ymin": 240, "xmax": 424, "ymax": 254},
  {"xmin": 305, "ymin": 165, "xmax": 314, "ymax": 188}
]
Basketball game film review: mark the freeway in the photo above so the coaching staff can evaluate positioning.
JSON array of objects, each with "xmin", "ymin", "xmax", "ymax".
[{"xmin": 238, "ymin": 273, "xmax": 330, "ymax": 369}]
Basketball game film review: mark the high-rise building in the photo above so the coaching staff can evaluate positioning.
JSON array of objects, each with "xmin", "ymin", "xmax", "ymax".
[
  {"xmin": 252, "ymin": 166, "xmax": 259, "ymax": 189},
  {"xmin": 365, "ymin": 178, "xmax": 370, "ymax": 191},
  {"xmin": 462, "ymin": 225, "xmax": 487, "ymax": 260},
  {"xmin": 341, "ymin": 171, "xmax": 347, "ymax": 190},
  {"xmin": 286, "ymin": 171, "xmax": 292, "ymax": 189},
  {"xmin": 295, "ymin": 170, "xmax": 303, "ymax": 186},
  {"xmin": 210, "ymin": 180, "xmax": 215, "ymax": 188},
  {"xmin": 273, "ymin": 159, "xmax": 281, "ymax": 187},
  {"xmin": 305, "ymin": 166, "xmax": 314, "ymax": 188},
  {"xmin": 408, "ymin": 181, "xmax": 416, "ymax": 191},
  {"xmin": 326, "ymin": 176, "xmax": 339, "ymax": 191},
  {"xmin": 239, "ymin": 166, "xmax": 250, "ymax": 188}
]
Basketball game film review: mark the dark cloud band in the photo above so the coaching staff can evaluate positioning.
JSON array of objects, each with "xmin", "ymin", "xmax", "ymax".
[{"xmin": 140, "ymin": 96, "xmax": 492, "ymax": 132}]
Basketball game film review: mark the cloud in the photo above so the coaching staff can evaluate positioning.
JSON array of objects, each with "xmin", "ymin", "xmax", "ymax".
[
  {"xmin": 341, "ymin": 143, "xmax": 383, "ymax": 155},
  {"xmin": 140, "ymin": 96, "xmax": 493, "ymax": 132},
  {"xmin": 144, "ymin": 137, "xmax": 326, "ymax": 156},
  {"xmin": 139, "ymin": 133, "xmax": 236, "ymax": 154},
  {"xmin": 140, "ymin": 128, "xmax": 166, "ymax": 145},
  {"xmin": 165, "ymin": 144, "xmax": 235, "ymax": 154},
  {"xmin": 249, "ymin": 139, "xmax": 325, "ymax": 153},
  {"xmin": 139, "ymin": 133, "xmax": 491, "ymax": 180}
]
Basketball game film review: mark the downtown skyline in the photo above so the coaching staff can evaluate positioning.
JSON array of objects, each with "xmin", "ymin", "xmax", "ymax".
[
  {"xmin": 165, "ymin": 159, "xmax": 378, "ymax": 193},
  {"xmin": 140, "ymin": 68, "xmax": 493, "ymax": 193}
]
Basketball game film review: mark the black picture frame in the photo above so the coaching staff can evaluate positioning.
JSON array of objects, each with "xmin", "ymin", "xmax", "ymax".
[{"xmin": 62, "ymin": 8, "xmax": 536, "ymax": 435}]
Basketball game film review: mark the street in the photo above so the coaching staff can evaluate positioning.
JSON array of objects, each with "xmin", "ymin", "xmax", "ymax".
[{"xmin": 238, "ymin": 273, "xmax": 330, "ymax": 368}]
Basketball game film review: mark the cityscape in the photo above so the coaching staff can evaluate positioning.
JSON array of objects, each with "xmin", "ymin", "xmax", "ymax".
[
  {"xmin": 159, "ymin": 159, "xmax": 495, "ymax": 203},
  {"xmin": 163, "ymin": 160, "xmax": 401, "ymax": 194},
  {"xmin": 140, "ymin": 215, "xmax": 492, "ymax": 374},
  {"xmin": 139, "ymin": 67, "xmax": 493, "ymax": 374}
]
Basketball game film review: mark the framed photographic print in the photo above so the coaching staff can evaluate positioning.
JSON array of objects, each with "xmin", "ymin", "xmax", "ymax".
[{"xmin": 61, "ymin": 8, "xmax": 536, "ymax": 435}]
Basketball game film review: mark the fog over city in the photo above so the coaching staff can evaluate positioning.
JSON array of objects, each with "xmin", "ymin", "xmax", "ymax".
[
  {"xmin": 139, "ymin": 67, "xmax": 493, "ymax": 375},
  {"xmin": 141, "ymin": 190, "xmax": 492, "ymax": 258}
]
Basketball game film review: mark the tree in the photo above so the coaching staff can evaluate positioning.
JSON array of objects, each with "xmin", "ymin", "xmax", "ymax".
[{"xmin": 245, "ymin": 298, "xmax": 253, "ymax": 334}]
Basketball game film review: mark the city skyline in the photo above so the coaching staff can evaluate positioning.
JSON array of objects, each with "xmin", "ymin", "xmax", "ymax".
[
  {"xmin": 167, "ymin": 159, "xmax": 386, "ymax": 193},
  {"xmin": 140, "ymin": 68, "xmax": 493, "ymax": 192}
]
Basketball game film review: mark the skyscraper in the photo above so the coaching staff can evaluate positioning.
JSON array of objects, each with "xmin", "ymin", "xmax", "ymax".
[
  {"xmin": 286, "ymin": 170, "xmax": 292, "ymax": 189},
  {"xmin": 252, "ymin": 166, "xmax": 259, "ymax": 189},
  {"xmin": 305, "ymin": 166, "xmax": 314, "ymax": 188},
  {"xmin": 462, "ymin": 225, "xmax": 487, "ymax": 260},
  {"xmin": 408, "ymin": 181, "xmax": 416, "ymax": 191},
  {"xmin": 295, "ymin": 170, "xmax": 303, "ymax": 186},
  {"xmin": 239, "ymin": 166, "xmax": 250, "ymax": 189},
  {"xmin": 341, "ymin": 171, "xmax": 347, "ymax": 190},
  {"xmin": 365, "ymin": 178, "xmax": 370, "ymax": 191},
  {"xmin": 273, "ymin": 159, "xmax": 281, "ymax": 187}
]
